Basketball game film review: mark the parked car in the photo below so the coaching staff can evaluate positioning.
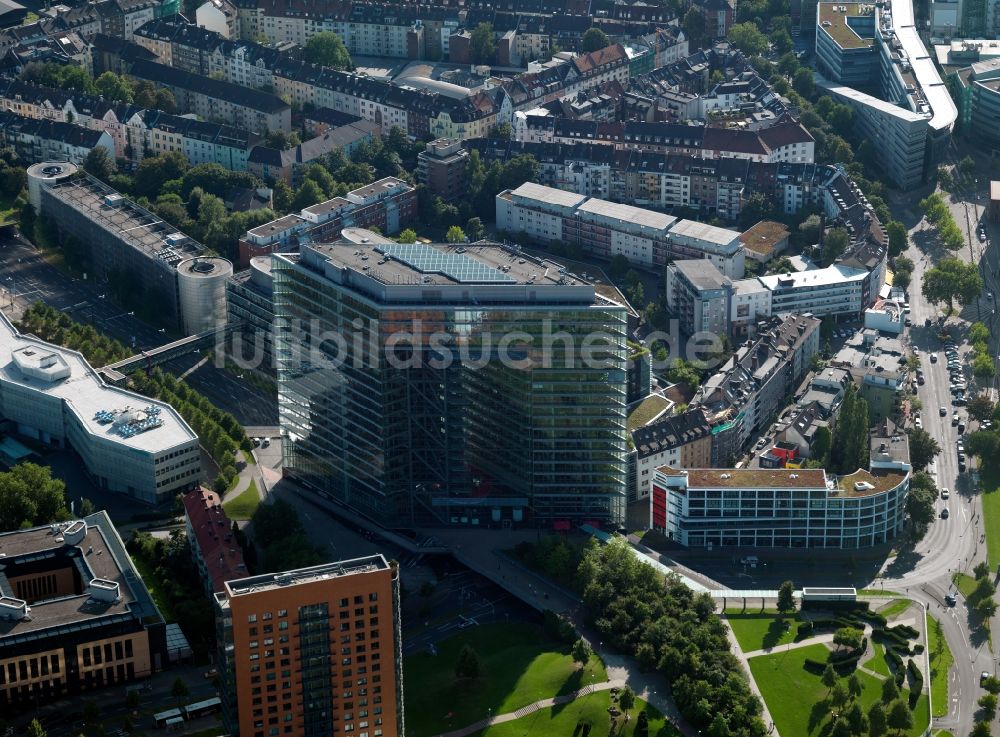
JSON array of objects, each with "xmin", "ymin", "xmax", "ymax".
[{"xmin": 953, "ymin": 412, "xmax": 960, "ymax": 426}]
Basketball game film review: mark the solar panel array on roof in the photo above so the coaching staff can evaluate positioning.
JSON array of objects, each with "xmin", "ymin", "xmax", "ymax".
[{"xmin": 377, "ymin": 244, "xmax": 516, "ymax": 284}]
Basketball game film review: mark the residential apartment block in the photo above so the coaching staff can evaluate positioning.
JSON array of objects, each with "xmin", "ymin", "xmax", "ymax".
[
  {"xmin": 417, "ymin": 138, "xmax": 469, "ymax": 203},
  {"xmin": 496, "ymin": 181, "xmax": 745, "ymax": 275},
  {"xmin": 0, "ymin": 109, "xmax": 113, "ymax": 164},
  {"xmin": 629, "ymin": 407, "xmax": 712, "ymax": 502},
  {"xmin": 183, "ymin": 488, "xmax": 248, "ymax": 595},
  {"xmin": 665, "ymin": 259, "xmax": 733, "ymax": 336},
  {"xmin": 238, "ymin": 177, "xmax": 417, "ymax": 265},
  {"xmin": 214, "ymin": 556, "xmax": 404, "ymax": 737},
  {"xmin": 0, "ymin": 513, "xmax": 168, "ymax": 708},
  {"xmin": 273, "ymin": 239, "xmax": 629, "ymax": 527}
]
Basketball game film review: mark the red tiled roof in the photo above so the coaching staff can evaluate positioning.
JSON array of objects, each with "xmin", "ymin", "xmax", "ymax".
[{"xmin": 183, "ymin": 489, "xmax": 247, "ymax": 593}]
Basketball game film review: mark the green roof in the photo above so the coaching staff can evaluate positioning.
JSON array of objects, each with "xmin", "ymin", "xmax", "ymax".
[
  {"xmin": 818, "ymin": 2, "xmax": 876, "ymax": 50},
  {"xmin": 627, "ymin": 395, "xmax": 669, "ymax": 432}
]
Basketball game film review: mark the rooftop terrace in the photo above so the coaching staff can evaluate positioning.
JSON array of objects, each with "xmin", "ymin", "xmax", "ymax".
[{"xmin": 818, "ymin": 2, "xmax": 876, "ymax": 50}]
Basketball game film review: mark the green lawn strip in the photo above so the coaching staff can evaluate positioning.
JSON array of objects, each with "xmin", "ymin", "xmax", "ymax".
[
  {"xmin": 131, "ymin": 555, "xmax": 175, "ymax": 621},
  {"xmin": 952, "ymin": 572, "xmax": 978, "ymax": 599},
  {"xmin": 404, "ymin": 622, "xmax": 608, "ymax": 737},
  {"xmin": 877, "ymin": 598, "xmax": 913, "ymax": 620},
  {"xmin": 223, "ymin": 479, "xmax": 259, "ymax": 520},
  {"xmin": 982, "ymin": 473, "xmax": 1000, "ymax": 569},
  {"xmin": 927, "ymin": 616, "xmax": 954, "ymax": 717},
  {"xmin": 474, "ymin": 694, "xmax": 680, "ymax": 737},
  {"xmin": 862, "ymin": 642, "xmax": 891, "ymax": 678},
  {"xmin": 724, "ymin": 608, "xmax": 800, "ymax": 652},
  {"xmin": 747, "ymin": 644, "xmax": 929, "ymax": 737},
  {"xmin": 933, "ymin": 731, "xmax": 954, "ymax": 737}
]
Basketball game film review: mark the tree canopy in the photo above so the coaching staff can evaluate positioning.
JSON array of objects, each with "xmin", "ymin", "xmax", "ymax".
[
  {"xmin": 303, "ymin": 32, "xmax": 353, "ymax": 69},
  {"xmin": 581, "ymin": 27, "xmax": 610, "ymax": 52},
  {"xmin": 0, "ymin": 463, "xmax": 70, "ymax": 532},
  {"xmin": 922, "ymin": 257, "xmax": 983, "ymax": 312},
  {"xmin": 829, "ymin": 383, "xmax": 869, "ymax": 474},
  {"xmin": 470, "ymin": 23, "xmax": 496, "ymax": 64},
  {"xmin": 727, "ymin": 22, "xmax": 769, "ymax": 56}
]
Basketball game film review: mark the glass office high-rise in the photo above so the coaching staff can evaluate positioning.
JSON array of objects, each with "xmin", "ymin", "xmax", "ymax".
[{"xmin": 272, "ymin": 241, "xmax": 629, "ymax": 527}]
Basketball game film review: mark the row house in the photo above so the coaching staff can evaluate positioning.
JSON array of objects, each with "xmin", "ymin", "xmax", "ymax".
[
  {"xmin": 45, "ymin": 0, "xmax": 170, "ymax": 41},
  {"xmin": 0, "ymin": 109, "xmax": 114, "ymax": 163},
  {"xmin": 127, "ymin": 59, "xmax": 291, "ymax": 132}
]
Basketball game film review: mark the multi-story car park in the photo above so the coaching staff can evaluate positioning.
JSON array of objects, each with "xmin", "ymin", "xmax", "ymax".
[{"xmin": 0, "ymin": 314, "xmax": 201, "ymax": 505}]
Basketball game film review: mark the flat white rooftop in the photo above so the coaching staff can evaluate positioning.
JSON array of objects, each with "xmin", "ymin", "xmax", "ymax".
[
  {"xmin": 669, "ymin": 219, "xmax": 741, "ymax": 246},
  {"xmin": 0, "ymin": 315, "xmax": 196, "ymax": 452},
  {"xmin": 818, "ymin": 77, "xmax": 928, "ymax": 122},
  {"xmin": 759, "ymin": 264, "xmax": 868, "ymax": 290},
  {"xmin": 887, "ymin": 0, "xmax": 957, "ymax": 133},
  {"xmin": 509, "ymin": 181, "xmax": 588, "ymax": 209},
  {"xmin": 576, "ymin": 198, "xmax": 677, "ymax": 231}
]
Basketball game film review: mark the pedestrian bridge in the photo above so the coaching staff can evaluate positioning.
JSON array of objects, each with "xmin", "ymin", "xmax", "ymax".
[{"xmin": 99, "ymin": 323, "xmax": 241, "ymax": 384}]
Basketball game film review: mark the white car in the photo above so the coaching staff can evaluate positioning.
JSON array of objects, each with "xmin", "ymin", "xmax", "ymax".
[
  {"xmin": 941, "ymin": 488, "xmax": 950, "ymax": 499},
  {"xmin": 915, "ymin": 416, "xmax": 923, "ymax": 428}
]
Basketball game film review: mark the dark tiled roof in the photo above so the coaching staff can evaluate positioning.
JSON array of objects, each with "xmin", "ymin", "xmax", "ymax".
[
  {"xmin": 128, "ymin": 59, "xmax": 290, "ymax": 114},
  {"xmin": 632, "ymin": 407, "xmax": 711, "ymax": 459}
]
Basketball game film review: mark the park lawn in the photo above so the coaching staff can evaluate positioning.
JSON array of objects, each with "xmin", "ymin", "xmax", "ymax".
[
  {"xmin": 878, "ymin": 598, "xmax": 913, "ymax": 620},
  {"xmin": 404, "ymin": 623, "xmax": 608, "ymax": 737},
  {"xmin": 928, "ymin": 616, "xmax": 954, "ymax": 717},
  {"xmin": 952, "ymin": 572, "xmax": 978, "ymax": 600},
  {"xmin": 862, "ymin": 642, "xmax": 892, "ymax": 678},
  {"xmin": 0, "ymin": 192, "xmax": 17, "ymax": 224},
  {"xmin": 475, "ymin": 695, "xmax": 681, "ymax": 737},
  {"xmin": 223, "ymin": 480, "xmax": 259, "ymax": 520},
  {"xmin": 747, "ymin": 644, "xmax": 930, "ymax": 737},
  {"xmin": 981, "ymin": 469, "xmax": 1000, "ymax": 569},
  {"xmin": 724, "ymin": 608, "xmax": 800, "ymax": 652}
]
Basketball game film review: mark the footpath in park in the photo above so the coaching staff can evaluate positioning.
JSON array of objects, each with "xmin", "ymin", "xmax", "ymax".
[{"xmin": 429, "ymin": 679, "xmax": 628, "ymax": 737}]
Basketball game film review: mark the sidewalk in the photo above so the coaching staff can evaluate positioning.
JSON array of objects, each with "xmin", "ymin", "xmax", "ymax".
[
  {"xmin": 724, "ymin": 625, "xmax": 781, "ymax": 737},
  {"xmin": 430, "ymin": 679, "xmax": 627, "ymax": 737}
]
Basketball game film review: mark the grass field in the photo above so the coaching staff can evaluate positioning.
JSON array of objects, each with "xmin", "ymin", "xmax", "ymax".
[
  {"xmin": 748, "ymin": 644, "xmax": 930, "ymax": 737},
  {"xmin": 131, "ymin": 555, "xmax": 174, "ymax": 621},
  {"xmin": 928, "ymin": 616, "xmax": 954, "ymax": 717},
  {"xmin": 404, "ymin": 623, "xmax": 609, "ymax": 737},
  {"xmin": 982, "ymin": 468, "xmax": 1000, "ymax": 569},
  {"xmin": 952, "ymin": 572, "xmax": 979, "ymax": 599},
  {"xmin": 724, "ymin": 609, "xmax": 800, "ymax": 652},
  {"xmin": 473, "ymin": 695, "xmax": 681, "ymax": 737},
  {"xmin": 878, "ymin": 598, "xmax": 913, "ymax": 619},
  {"xmin": 223, "ymin": 479, "xmax": 260, "ymax": 520},
  {"xmin": 862, "ymin": 642, "xmax": 892, "ymax": 678},
  {"xmin": 0, "ymin": 192, "xmax": 17, "ymax": 224}
]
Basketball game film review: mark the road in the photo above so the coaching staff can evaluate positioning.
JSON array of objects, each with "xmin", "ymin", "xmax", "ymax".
[{"xmin": 879, "ymin": 162, "xmax": 995, "ymax": 736}]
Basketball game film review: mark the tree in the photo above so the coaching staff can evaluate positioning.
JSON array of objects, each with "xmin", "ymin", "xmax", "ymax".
[
  {"xmin": 397, "ymin": 228, "xmax": 418, "ymax": 243},
  {"xmin": 27, "ymin": 720, "xmax": 46, "ymax": 737},
  {"xmin": 707, "ymin": 712, "xmax": 732, "ymax": 737},
  {"xmin": 922, "ymin": 257, "xmax": 983, "ymax": 312},
  {"xmin": 95, "ymin": 71, "xmax": 134, "ymax": 102},
  {"xmin": 885, "ymin": 700, "xmax": 911, "ymax": 734},
  {"xmin": 886, "ymin": 221, "xmax": 908, "ymax": 257},
  {"xmin": 822, "ymin": 664, "xmax": 838, "ymax": 695},
  {"xmin": 979, "ymin": 692, "xmax": 998, "ymax": 719},
  {"xmin": 581, "ymin": 27, "xmax": 610, "ymax": 52},
  {"xmin": 0, "ymin": 463, "xmax": 69, "ymax": 532},
  {"xmin": 618, "ymin": 686, "xmax": 635, "ymax": 717},
  {"xmin": 727, "ymin": 22, "xmax": 769, "ymax": 56},
  {"xmin": 833, "ymin": 627, "xmax": 863, "ymax": 651},
  {"xmin": 846, "ymin": 703, "xmax": 868, "ymax": 735},
  {"xmin": 847, "ymin": 674, "xmax": 863, "ymax": 702},
  {"xmin": 302, "ymin": 32, "xmax": 352, "ymax": 69},
  {"xmin": 830, "ymin": 383, "xmax": 870, "ymax": 474},
  {"xmin": 455, "ymin": 643, "xmax": 481, "ymax": 679},
  {"xmin": 465, "ymin": 216, "xmax": 485, "ymax": 241},
  {"xmin": 975, "ymin": 561, "xmax": 991, "ymax": 579},
  {"xmin": 908, "ymin": 428, "xmax": 941, "ymax": 470},
  {"xmin": 445, "ymin": 225, "xmax": 467, "ymax": 243},
  {"xmin": 822, "ymin": 227, "xmax": 850, "ymax": 267},
  {"xmin": 777, "ymin": 580, "xmax": 795, "ymax": 612},
  {"xmin": 812, "ymin": 425, "xmax": 833, "ymax": 464},
  {"xmin": 830, "ymin": 681, "xmax": 850, "ymax": 709},
  {"xmin": 972, "ymin": 722, "xmax": 993, "ymax": 737},
  {"xmin": 171, "ymin": 676, "xmax": 189, "ymax": 701},
  {"xmin": 683, "ymin": 8, "xmax": 706, "ymax": 45},
  {"xmin": 84, "ymin": 145, "xmax": 116, "ymax": 182},
  {"xmin": 830, "ymin": 719, "xmax": 852, "ymax": 737},
  {"xmin": 793, "ymin": 67, "xmax": 815, "ymax": 97},
  {"xmin": 571, "ymin": 638, "xmax": 591, "ymax": 666},
  {"xmin": 291, "ymin": 179, "xmax": 325, "ymax": 211},
  {"xmin": 470, "ymin": 23, "xmax": 496, "ymax": 64},
  {"xmin": 982, "ymin": 676, "xmax": 1000, "ymax": 694},
  {"xmin": 867, "ymin": 702, "xmax": 887, "ymax": 737},
  {"xmin": 906, "ymin": 472, "xmax": 938, "ymax": 529},
  {"xmin": 881, "ymin": 676, "xmax": 899, "ymax": 704}
]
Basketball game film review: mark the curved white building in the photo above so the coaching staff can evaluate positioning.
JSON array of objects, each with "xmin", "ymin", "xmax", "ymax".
[
  {"xmin": 177, "ymin": 257, "xmax": 234, "ymax": 335},
  {"xmin": 0, "ymin": 314, "xmax": 201, "ymax": 505}
]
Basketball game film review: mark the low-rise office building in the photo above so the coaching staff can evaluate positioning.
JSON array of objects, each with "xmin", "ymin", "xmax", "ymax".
[
  {"xmin": 650, "ymin": 422, "xmax": 910, "ymax": 547},
  {"xmin": 951, "ymin": 57, "xmax": 1000, "ymax": 154},
  {"xmin": 0, "ymin": 512, "xmax": 168, "ymax": 708},
  {"xmin": 0, "ymin": 313, "xmax": 201, "ymax": 504}
]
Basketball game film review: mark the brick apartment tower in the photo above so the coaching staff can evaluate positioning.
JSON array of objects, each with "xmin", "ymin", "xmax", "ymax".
[{"xmin": 215, "ymin": 555, "xmax": 403, "ymax": 737}]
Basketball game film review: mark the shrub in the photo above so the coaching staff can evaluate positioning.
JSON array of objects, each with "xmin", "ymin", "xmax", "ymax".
[{"xmin": 891, "ymin": 624, "xmax": 919, "ymax": 639}]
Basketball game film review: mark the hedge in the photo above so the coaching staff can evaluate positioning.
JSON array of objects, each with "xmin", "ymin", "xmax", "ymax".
[{"xmin": 890, "ymin": 624, "xmax": 919, "ymax": 639}]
